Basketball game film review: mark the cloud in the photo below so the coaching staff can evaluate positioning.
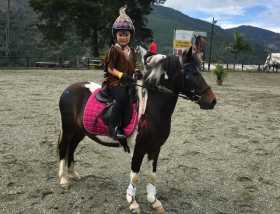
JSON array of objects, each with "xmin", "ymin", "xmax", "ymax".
[{"xmin": 164, "ymin": 0, "xmax": 280, "ymax": 33}]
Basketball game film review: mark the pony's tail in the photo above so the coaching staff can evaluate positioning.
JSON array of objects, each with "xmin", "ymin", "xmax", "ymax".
[{"xmin": 90, "ymin": 135, "xmax": 121, "ymax": 148}]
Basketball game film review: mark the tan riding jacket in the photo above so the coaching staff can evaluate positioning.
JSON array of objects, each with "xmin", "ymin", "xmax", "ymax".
[{"xmin": 103, "ymin": 44, "xmax": 136, "ymax": 87}]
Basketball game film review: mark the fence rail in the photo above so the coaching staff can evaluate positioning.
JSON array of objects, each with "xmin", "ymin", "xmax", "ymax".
[
  {"xmin": 201, "ymin": 62, "xmax": 279, "ymax": 72},
  {"xmin": 0, "ymin": 56, "xmax": 104, "ymax": 69},
  {"xmin": 0, "ymin": 56, "xmax": 279, "ymax": 72}
]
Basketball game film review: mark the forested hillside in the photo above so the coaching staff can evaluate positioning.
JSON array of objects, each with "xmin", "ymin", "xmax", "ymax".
[{"xmin": 1, "ymin": 1, "xmax": 279, "ymax": 64}]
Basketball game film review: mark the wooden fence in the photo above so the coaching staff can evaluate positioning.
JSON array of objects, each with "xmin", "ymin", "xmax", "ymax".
[
  {"xmin": 0, "ymin": 56, "xmax": 104, "ymax": 69},
  {"xmin": 0, "ymin": 56, "xmax": 279, "ymax": 72},
  {"xmin": 202, "ymin": 63, "xmax": 279, "ymax": 72}
]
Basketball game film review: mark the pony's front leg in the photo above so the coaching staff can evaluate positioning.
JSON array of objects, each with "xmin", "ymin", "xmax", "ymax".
[
  {"xmin": 146, "ymin": 153, "xmax": 165, "ymax": 213},
  {"xmin": 126, "ymin": 171, "xmax": 141, "ymax": 214},
  {"xmin": 126, "ymin": 148, "xmax": 145, "ymax": 214}
]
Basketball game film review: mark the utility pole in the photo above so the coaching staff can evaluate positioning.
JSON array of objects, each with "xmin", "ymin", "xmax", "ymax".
[
  {"xmin": 208, "ymin": 17, "xmax": 217, "ymax": 71},
  {"xmin": 5, "ymin": 0, "xmax": 10, "ymax": 56}
]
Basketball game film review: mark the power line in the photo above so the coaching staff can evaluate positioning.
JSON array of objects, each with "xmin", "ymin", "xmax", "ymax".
[{"xmin": 5, "ymin": 0, "xmax": 10, "ymax": 56}]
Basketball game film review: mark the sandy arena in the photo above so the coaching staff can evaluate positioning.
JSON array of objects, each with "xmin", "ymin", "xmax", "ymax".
[{"xmin": 0, "ymin": 69, "xmax": 280, "ymax": 214}]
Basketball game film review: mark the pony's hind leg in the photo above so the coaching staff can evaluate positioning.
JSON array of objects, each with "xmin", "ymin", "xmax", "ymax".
[
  {"xmin": 57, "ymin": 129, "xmax": 84, "ymax": 188},
  {"xmin": 67, "ymin": 131, "xmax": 85, "ymax": 180}
]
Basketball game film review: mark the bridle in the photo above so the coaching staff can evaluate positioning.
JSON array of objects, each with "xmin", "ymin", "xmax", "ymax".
[
  {"xmin": 131, "ymin": 54, "xmax": 210, "ymax": 102},
  {"xmin": 133, "ymin": 65, "xmax": 210, "ymax": 102},
  {"xmin": 180, "ymin": 62, "xmax": 211, "ymax": 102}
]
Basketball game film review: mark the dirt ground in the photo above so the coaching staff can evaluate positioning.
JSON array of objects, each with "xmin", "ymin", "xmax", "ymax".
[{"xmin": 0, "ymin": 69, "xmax": 280, "ymax": 214}]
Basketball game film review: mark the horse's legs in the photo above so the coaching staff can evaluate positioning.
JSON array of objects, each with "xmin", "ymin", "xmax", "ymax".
[
  {"xmin": 67, "ymin": 131, "xmax": 85, "ymax": 180},
  {"xmin": 57, "ymin": 129, "xmax": 84, "ymax": 187},
  {"xmin": 58, "ymin": 129, "xmax": 71, "ymax": 187},
  {"xmin": 146, "ymin": 150, "xmax": 165, "ymax": 214},
  {"xmin": 126, "ymin": 145, "xmax": 145, "ymax": 213}
]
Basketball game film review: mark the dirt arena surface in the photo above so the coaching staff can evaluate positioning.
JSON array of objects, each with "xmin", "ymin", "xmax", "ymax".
[{"xmin": 0, "ymin": 69, "xmax": 280, "ymax": 214}]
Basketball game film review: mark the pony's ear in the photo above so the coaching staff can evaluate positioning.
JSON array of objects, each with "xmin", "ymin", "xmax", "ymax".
[{"xmin": 182, "ymin": 47, "xmax": 192, "ymax": 64}]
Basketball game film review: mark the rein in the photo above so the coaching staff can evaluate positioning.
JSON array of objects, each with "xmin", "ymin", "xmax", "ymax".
[
  {"xmin": 134, "ymin": 82, "xmax": 191, "ymax": 100},
  {"xmin": 133, "ymin": 76, "xmax": 211, "ymax": 102}
]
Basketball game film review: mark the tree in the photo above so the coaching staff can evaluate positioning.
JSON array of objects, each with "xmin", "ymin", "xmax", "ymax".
[
  {"xmin": 30, "ymin": 0, "xmax": 166, "ymax": 57},
  {"xmin": 227, "ymin": 32, "xmax": 252, "ymax": 69}
]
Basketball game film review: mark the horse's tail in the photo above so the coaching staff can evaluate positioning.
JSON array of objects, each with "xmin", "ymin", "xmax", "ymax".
[{"xmin": 89, "ymin": 134, "xmax": 121, "ymax": 148}]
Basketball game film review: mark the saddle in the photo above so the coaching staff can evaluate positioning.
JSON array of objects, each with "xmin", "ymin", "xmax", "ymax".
[{"xmin": 83, "ymin": 87, "xmax": 138, "ymax": 137}]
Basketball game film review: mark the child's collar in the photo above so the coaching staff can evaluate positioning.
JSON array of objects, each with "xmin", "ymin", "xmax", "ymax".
[
  {"xmin": 115, "ymin": 43, "xmax": 131, "ymax": 57},
  {"xmin": 115, "ymin": 43, "xmax": 129, "ymax": 50}
]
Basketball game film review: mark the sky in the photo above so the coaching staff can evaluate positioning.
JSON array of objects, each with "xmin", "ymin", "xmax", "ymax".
[{"xmin": 164, "ymin": 0, "xmax": 280, "ymax": 33}]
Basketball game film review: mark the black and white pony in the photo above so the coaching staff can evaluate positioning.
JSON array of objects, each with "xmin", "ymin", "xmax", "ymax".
[{"xmin": 57, "ymin": 47, "xmax": 216, "ymax": 213}]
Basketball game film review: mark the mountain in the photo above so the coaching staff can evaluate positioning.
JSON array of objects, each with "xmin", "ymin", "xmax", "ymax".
[
  {"xmin": 226, "ymin": 25, "xmax": 280, "ymax": 51},
  {"xmin": 147, "ymin": 5, "xmax": 233, "ymax": 52},
  {"xmin": 147, "ymin": 5, "xmax": 275, "ymax": 64},
  {"xmin": 1, "ymin": 1, "xmax": 278, "ymax": 64}
]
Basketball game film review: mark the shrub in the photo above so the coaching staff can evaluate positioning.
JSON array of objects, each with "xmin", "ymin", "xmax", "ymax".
[{"xmin": 213, "ymin": 64, "xmax": 227, "ymax": 81}]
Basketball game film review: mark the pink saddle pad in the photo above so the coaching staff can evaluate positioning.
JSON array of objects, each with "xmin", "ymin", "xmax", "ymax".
[{"xmin": 83, "ymin": 88, "xmax": 138, "ymax": 137}]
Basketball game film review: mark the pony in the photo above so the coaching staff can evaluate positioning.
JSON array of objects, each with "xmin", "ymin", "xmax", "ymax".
[{"xmin": 57, "ymin": 47, "xmax": 216, "ymax": 213}]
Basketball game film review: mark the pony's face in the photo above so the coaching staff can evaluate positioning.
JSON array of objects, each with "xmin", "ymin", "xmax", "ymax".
[
  {"xmin": 143, "ymin": 49, "xmax": 216, "ymax": 110},
  {"xmin": 181, "ymin": 47, "xmax": 216, "ymax": 109}
]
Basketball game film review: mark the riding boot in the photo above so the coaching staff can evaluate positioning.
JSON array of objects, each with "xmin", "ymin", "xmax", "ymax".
[{"xmin": 108, "ymin": 105, "xmax": 126, "ymax": 140}]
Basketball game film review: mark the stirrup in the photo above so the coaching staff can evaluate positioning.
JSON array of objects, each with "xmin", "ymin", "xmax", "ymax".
[
  {"xmin": 115, "ymin": 127, "xmax": 126, "ymax": 140},
  {"xmin": 109, "ymin": 126, "xmax": 126, "ymax": 140}
]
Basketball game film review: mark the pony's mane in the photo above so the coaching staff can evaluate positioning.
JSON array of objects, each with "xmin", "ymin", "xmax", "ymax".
[{"xmin": 144, "ymin": 55, "xmax": 181, "ymax": 85}]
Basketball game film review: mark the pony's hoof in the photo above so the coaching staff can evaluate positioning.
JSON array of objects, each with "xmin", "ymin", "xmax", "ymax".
[
  {"xmin": 68, "ymin": 170, "xmax": 81, "ymax": 181},
  {"xmin": 129, "ymin": 200, "xmax": 141, "ymax": 214},
  {"xmin": 153, "ymin": 207, "xmax": 165, "ymax": 214},
  {"xmin": 151, "ymin": 199, "xmax": 165, "ymax": 214},
  {"xmin": 59, "ymin": 176, "xmax": 71, "ymax": 189},
  {"xmin": 130, "ymin": 208, "xmax": 141, "ymax": 214}
]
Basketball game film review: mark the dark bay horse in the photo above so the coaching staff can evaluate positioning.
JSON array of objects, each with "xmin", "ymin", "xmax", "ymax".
[{"xmin": 57, "ymin": 47, "xmax": 216, "ymax": 213}]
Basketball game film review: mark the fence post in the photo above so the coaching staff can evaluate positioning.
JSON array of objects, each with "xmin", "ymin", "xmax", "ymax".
[
  {"xmin": 87, "ymin": 57, "xmax": 90, "ymax": 69},
  {"xmin": 76, "ymin": 56, "xmax": 79, "ymax": 68},
  {"xmin": 59, "ymin": 56, "xmax": 62, "ymax": 67},
  {"xmin": 242, "ymin": 64, "xmax": 244, "ymax": 71},
  {"xmin": 26, "ymin": 57, "xmax": 30, "ymax": 67},
  {"xmin": 258, "ymin": 64, "xmax": 260, "ymax": 72}
]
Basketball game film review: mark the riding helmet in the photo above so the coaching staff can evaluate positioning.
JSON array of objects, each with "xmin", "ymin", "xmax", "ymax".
[{"xmin": 112, "ymin": 6, "xmax": 135, "ymax": 38}]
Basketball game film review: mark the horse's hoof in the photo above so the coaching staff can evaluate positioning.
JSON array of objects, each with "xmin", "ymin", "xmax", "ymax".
[
  {"xmin": 151, "ymin": 199, "xmax": 165, "ymax": 214},
  {"xmin": 59, "ymin": 176, "xmax": 71, "ymax": 189},
  {"xmin": 130, "ymin": 208, "xmax": 141, "ymax": 214},
  {"xmin": 153, "ymin": 207, "xmax": 165, "ymax": 214},
  {"xmin": 129, "ymin": 200, "xmax": 140, "ymax": 214},
  {"xmin": 68, "ymin": 171, "xmax": 81, "ymax": 181}
]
